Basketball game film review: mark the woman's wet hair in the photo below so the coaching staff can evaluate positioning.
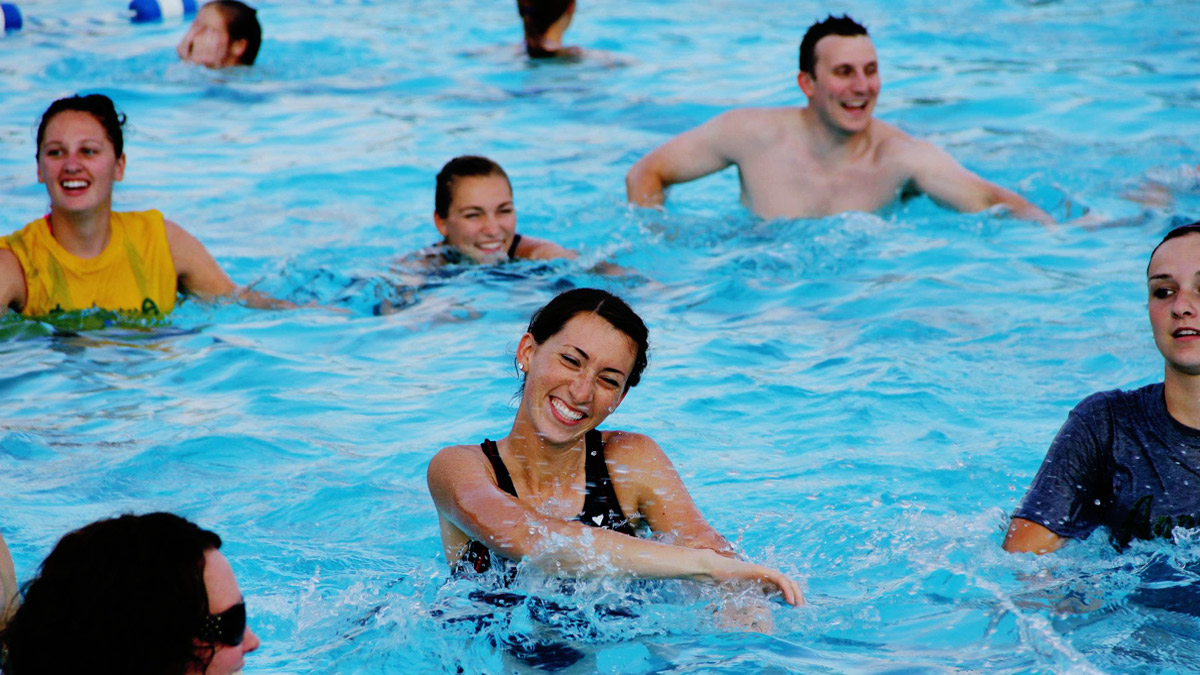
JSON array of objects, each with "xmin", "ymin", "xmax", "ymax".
[
  {"xmin": 207, "ymin": 0, "xmax": 262, "ymax": 65},
  {"xmin": 517, "ymin": 0, "xmax": 575, "ymax": 38},
  {"xmin": 36, "ymin": 94, "xmax": 126, "ymax": 159},
  {"xmin": 435, "ymin": 155, "xmax": 512, "ymax": 218},
  {"xmin": 1148, "ymin": 221, "xmax": 1200, "ymax": 272},
  {"xmin": 0, "ymin": 512, "xmax": 222, "ymax": 675},
  {"xmin": 525, "ymin": 288, "xmax": 650, "ymax": 389}
]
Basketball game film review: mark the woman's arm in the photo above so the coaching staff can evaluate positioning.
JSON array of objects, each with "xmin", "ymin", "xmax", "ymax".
[
  {"xmin": 427, "ymin": 444, "xmax": 802, "ymax": 605},
  {"xmin": 0, "ymin": 249, "xmax": 27, "ymax": 315},
  {"xmin": 1, "ymin": 527, "xmax": 18, "ymax": 629},
  {"xmin": 1002, "ymin": 517, "xmax": 1067, "ymax": 554},
  {"xmin": 165, "ymin": 220, "xmax": 295, "ymax": 309},
  {"xmin": 604, "ymin": 431, "xmax": 736, "ymax": 555}
]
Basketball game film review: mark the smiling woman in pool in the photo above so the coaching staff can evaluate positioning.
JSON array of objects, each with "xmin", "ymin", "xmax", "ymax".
[
  {"xmin": 428, "ymin": 288, "xmax": 803, "ymax": 607},
  {"xmin": 1005, "ymin": 222, "xmax": 1200, "ymax": 553},
  {"xmin": 0, "ymin": 94, "xmax": 286, "ymax": 318}
]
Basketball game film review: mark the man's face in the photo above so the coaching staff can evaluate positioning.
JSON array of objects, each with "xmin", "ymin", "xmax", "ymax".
[{"xmin": 798, "ymin": 35, "xmax": 880, "ymax": 136}]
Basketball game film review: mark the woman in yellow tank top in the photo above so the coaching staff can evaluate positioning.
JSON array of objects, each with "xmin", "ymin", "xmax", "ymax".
[{"xmin": 0, "ymin": 94, "xmax": 284, "ymax": 318}]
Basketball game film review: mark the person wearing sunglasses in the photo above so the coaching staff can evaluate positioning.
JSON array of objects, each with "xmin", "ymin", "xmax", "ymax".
[{"xmin": 0, "ymin": 512, "xmax": 259, "ymax": 675}]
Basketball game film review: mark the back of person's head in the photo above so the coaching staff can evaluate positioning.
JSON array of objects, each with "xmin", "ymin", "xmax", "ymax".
[
  {"xmin": 207, "ymin": 0, "xmax": 261, "ymax": 65},
  {"xmin": 525, "ymin": 288, "xmax": 650, "ymax": 389},
  {"xmin": 517, "ymin": 0, "xmax": 574, "ymax": 38},
  {"xmin": 435, "ymin": 155, "xmax": 511, "ymax": 218},
  {"xmin": 36, "ymin": 93, "xmax": 126, "ymax": 159},
  {"xmin": 0, "ymin": 513, "xmax": 222, "ymax": 675},
  {"xmin": 799, "ymin": 14, "xmax": 869, "ymax": 75}
]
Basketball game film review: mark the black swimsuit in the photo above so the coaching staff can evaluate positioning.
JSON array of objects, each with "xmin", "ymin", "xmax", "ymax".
[{"xmin": 455, "ymin": 429, "xmax": 636, "ymax": 575}]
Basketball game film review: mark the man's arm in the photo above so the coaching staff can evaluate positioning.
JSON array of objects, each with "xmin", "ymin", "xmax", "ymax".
[
  {"xmin": 626, "ymin": 111, "xmax": 746, "ymax": 208},
  {"xmin": 906, "ymin": 141, "xmax": 1054, "ymax": 225},
  {"xmin": 0, "ymin": 249, "xmax": 27, "ymax": 316}
]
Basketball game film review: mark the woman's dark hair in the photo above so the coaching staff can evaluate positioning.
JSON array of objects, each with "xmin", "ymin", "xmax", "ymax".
[
  {"xmin": 526, "ymin": 288, "xmax": 650, "ymax": 389},
  {"xmin": 1148, "ymin": 221, "xmax": 1200, "ymax": 272},
  {"xmin": 0, "ymin": 513, "xmax": 222, "ymax": 675},
  {"xmin": 207, "ymin": 0, "xmax": 262, "ymax": 65},
  {"xmin": 517, "ymin": 0, "xmax": 574, "ymax": 38},
  {"xmin": 36, "ymin": 94, "xmax": 126, "ymax": 159},
  {"xmin": 435, "ymin": 155, "xmax": 511, "ymax": 219}
]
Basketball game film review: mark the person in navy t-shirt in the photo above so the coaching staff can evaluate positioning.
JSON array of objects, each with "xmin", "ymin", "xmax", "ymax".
[{"xmin": 1005, "ymin": 222, "xmax": 1200, "ymax": 554}]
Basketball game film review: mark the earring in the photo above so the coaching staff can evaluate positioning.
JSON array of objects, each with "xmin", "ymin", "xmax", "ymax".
[{"xmin": 517, "ymin": 363, "xmax": 525, "ymax": 372}]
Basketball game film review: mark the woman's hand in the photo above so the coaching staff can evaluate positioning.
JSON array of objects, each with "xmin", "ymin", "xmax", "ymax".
[{"xmin": 704, "ymin": 551, "xmax": 804, "ymax": 606}]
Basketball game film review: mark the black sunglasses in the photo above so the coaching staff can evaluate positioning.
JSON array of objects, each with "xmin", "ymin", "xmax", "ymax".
[{"xmin": 198, "ymin": 602, "xmax": 247, "ymax": 646}]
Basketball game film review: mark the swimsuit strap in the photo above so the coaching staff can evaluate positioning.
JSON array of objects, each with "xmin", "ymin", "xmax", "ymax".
[
  {"xmin": 480, "ymin": 439, "xmax": 518, "ymax": 497},
  {"xmin": 507, "ymin": 233, "xmax": 523, "ymax": 260},
  {"xmin": 455, "ymin": 440, "xmax": 516, "ymax": 576},
  {"xmin": 578, "ymin": 429, "xmax": 634, "ymax": 533}
]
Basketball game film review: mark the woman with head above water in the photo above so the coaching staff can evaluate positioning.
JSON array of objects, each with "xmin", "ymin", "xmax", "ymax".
[
  {"xmin": 177, "ymin": 1, "xmax": 262, "ymax": 69},
  {"xmin": 427, "ymin": 288, "xmax": 803, "ymax": 609},
  {"xmin": 427, "ymin": 155, "xmax": 573, "ymax": 265},
  {"xmin": 1005, "ymin": 222, "xmax": 1200, "ymax": 554},
  {"xmin": 0, "ymin": 94, "xmax": 288, "ymax": 318},
  {"xmin": 0, "ymin": 512, "xmax": 259, "ymax": 675}
]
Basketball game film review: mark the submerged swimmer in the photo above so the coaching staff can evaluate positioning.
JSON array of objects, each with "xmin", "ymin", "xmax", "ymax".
[
  {"xmin": 389, "ymin": 155, "xmax": 571, "ymax": 287},
  {"xmin": 177, "ymin": 0, "xmax": 261, "ymax": 69},
  {"xmin": 626, "ymin": 15, "xmax": 1052, "ymax": 223},
  {"xmin": 517, "ymin": 0, "xmax": 579, "ymax": 59},
  {"xmin": 0, "ymin": 94, "xmax": 291, "ymax": 319},
  {"xmin": 0, "ymin": 512, "xmax": 260, "ymax": 675},
  {"xmin": 428, "ymin": 289, "xmax": 803, "ymax": 618},
  {"xmin": 1005, "ymin": 222, "xmax": 1200, "ymax": 554}
]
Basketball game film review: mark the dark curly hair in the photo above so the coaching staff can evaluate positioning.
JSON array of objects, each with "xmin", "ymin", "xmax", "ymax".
[
  {"xmin": 524, "ymin": 288, "xmax": 650, "ymax": 389},
  {"xmin": 0, "ymin": 513, "xmax": 222, "ymax": 675}
]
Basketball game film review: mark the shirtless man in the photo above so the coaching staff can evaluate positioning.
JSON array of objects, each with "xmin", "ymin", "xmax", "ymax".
[{"xmin": 626, "ymin": 15, "xmax": 1052, "ymax": 224}]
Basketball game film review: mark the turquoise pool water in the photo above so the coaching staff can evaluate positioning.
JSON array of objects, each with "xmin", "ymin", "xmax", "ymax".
[{"xmin": 2, "ymin": 0, "xmax": 1200, "ymax": 672}]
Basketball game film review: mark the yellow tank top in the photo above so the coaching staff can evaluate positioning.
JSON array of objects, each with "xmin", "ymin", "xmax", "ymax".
[{"xmin": 0, "ymin": 210, "xmax": 178, "ymax": 317}]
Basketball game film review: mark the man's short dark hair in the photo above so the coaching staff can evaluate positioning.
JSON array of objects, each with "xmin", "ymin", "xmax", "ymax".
[
  {"xmin": 799, "ymin": 14, "xmax": 868, "ymax": 75},
  {"xmin": 208, "ymin": 0, "xmax": 261, "ymax": 65},
  {"xmin": 435, "ymin": 156, "xmax": 512, "ymax": 218}
]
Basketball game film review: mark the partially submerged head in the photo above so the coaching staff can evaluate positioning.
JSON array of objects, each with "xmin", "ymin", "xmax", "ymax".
[
  {"xmin": 0, "ymin": 512, "xmax": 259, "ymax": 675},
  {"xmin": 797, "ymin": 15, "xmax": 878, "ymax": 137},
  {"xmin": 1147, "ymin": 222, "xmax": 1200, "ymax": 376},
  {"xmin": 516, "ymin": 289, "xmax": 651, "ymax": 442},
  {"xmin": 178, "ymin": 1, "xmax": 261, "ymax": 68},
  {"xmin": 433, "ymin": 155, "xmax": 517, "ymax": 264},
  {"xmin": 517, "ymin": 0, "xmax": 577, "ymax": 58},
  {"xmin": 35, "ymin": 94, "xmax": 127, "ymax": 214}
]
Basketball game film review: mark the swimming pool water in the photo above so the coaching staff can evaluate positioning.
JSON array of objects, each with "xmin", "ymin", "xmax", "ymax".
[{"xmin": 2, "ymin": 0, "xmax": 1200, "ymax": 672}]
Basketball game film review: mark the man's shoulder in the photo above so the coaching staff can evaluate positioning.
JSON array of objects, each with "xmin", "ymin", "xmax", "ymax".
[
  {"xmin": 868, "ymin": 121, "xmax": 931, "ymax": 159},
  {"xmin": 709, "ymin": 106, "xmax": 796, "ymax": 140}
]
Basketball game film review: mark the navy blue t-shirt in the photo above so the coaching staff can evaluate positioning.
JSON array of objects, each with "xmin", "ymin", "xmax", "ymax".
[{"xmin": 1013, "ymin": 383, "xmax": 1200, "ymax": 548}]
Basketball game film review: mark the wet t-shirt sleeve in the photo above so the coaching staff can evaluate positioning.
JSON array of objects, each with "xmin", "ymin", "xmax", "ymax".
[{"xmin": 1012, "ymin": 392, "xmax": 1116, "ymax": 540}]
